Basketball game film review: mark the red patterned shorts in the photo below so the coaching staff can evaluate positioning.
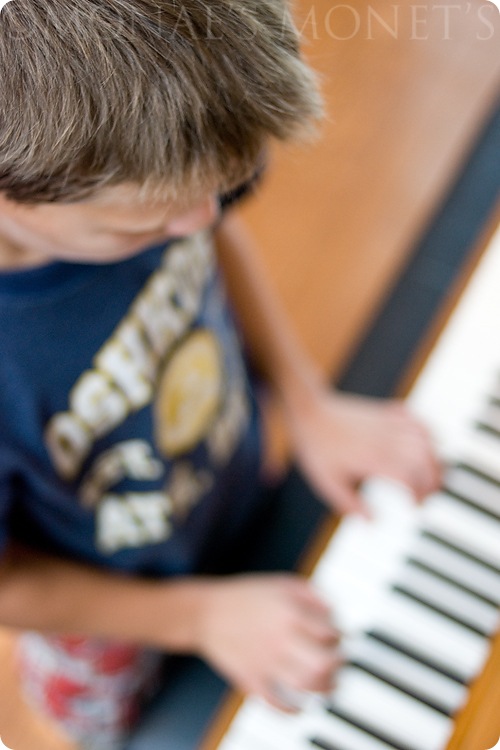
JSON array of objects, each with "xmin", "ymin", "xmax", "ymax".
[{"xmin": 16, "ymin": 632, "xmax": 164, "ymax": 750}]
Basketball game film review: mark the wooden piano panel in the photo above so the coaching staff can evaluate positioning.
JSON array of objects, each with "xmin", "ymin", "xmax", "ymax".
[
  {"xmin": 201, "ymin": 205, "xmax": 500, "ymax": 750},
  {"xmin": 240, "ymin": 0, "xmax": 500, "ymax": 382},
  {"xmin": 448, "ymin": 631, "xmax": 500, "ymax": 749}
]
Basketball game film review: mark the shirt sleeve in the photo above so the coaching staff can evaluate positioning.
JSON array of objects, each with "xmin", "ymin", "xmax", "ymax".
[{"xmin": 0, "ymin": 448, "xmax": 15, "ymax": 555}]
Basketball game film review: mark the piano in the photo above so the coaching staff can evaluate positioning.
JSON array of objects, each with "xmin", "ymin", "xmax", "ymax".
[{"xmin": 202, "ymin": 217, "xmax": 500, "ymax": 750}]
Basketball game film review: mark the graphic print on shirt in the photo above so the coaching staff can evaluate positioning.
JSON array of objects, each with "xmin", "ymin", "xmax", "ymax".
[
  {"xmin": 155, "ymin": 328, "xmax": 223, "ymax": 457},
  {"xmin": 43, "ymin": 232, "xmax": 250, "ymax": 554}
]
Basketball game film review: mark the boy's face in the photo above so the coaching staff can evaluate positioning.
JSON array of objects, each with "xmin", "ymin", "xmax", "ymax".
[{"xmin": 0, "ymin": 183, "xmax": 220, "ymax": 267}]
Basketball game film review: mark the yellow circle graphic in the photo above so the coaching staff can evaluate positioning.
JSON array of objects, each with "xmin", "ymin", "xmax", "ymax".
[{"xmin": 155, "ymin": 329, "xmax": 223, "ymax": 457}]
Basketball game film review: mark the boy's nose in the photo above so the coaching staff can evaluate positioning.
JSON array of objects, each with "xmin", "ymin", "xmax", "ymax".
[{"xmin": 165, "ymin": 195, "xmax": 220, "ymax": 237}]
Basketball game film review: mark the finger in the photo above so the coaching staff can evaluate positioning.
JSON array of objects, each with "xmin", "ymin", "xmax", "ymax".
[
  {"xmin": 292, "ymin": 601, "xmax": 341, "ymax": 645},
  {"xmin": 289, "ymin": 577, "xmax": 330, "ymax": 606},
  {"xmin": 328, "ymin": 480, "xmax": 372, "ymax": 520},
  {"xmin": 385, "ymin": 402, "xmax": 431, "ymax": 436},
  {"xmin": 281, "ymin": 641, "xmax": 343, "ymax": 693},
  {"xmin": 400, "ymin": 443, "xmax": 442, "ymax": 500},
  {"xmin": 425, "ymin": 452, "xmax": 444, "ymax": 493},
  {"xmin": 261, "ymin": 682, "xmax": 302, "ymax": 714},
  {"xmin": 376, "ymin": 432, "xmax": 442, "ymax": 500},
  {"xmin": 299, "ymin": 621, "xmax": 341, "ymax": 648},
  {"xmin": 380, "ymin": 405, "xmax": 437, "ymax": 451}
]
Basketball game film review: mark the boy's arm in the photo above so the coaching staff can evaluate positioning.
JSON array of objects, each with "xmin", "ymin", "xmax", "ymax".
[
  {"xmin": 214, "ymin": 211, "xmax": 441, "ymax": 515},
  {"xmin": 0, "ymin": 543, "xmax": 204, "ymax": 650},
  {"xmin": 0, "ymin": 544, "xmax": 340, "ymax": 710}
]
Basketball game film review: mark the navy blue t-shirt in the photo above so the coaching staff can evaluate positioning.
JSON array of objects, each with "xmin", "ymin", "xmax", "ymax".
[{"xmin": 0, "ymin": 231, "xmax": 263, "ymax": 576}]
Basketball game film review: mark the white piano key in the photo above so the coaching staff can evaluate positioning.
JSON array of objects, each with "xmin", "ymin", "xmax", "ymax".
[
  {"xmin": 222, "ymin": 727, "xmax": 301, "ymax": 750},
  {"xmin": 489, "ymin": 378, "xmax": 500, "ymax": 401},
  {"xmin": 228, "ymin": 699, "xmax": 400, "ymax": 750},
  {"xmin": 343, "ymin": 635, "xmax": 467, "ymax": 714},
  {"xmin": 445, "ymin": 463, "xmax": 500, "ymax": 518},
  {"xmin": 313, "ymin": 481, "xmax": 420, "ymax": 635},
  {"xmin": 408, "ymin": 226, "xmax": 500, "ymax": 449},
  {"xmin": 374, "ymin": 590, "xmax": 489, "ymax": 681},
  {"xmin": 316, "ymin": 512, "xmax": 409, "ymax": 581},
  {"xmin": 330, "ymin": 667, "xmax": 453, "ymax": 750},
  {"xmin": 423, "ymin": 493, "xmax": 500, "ymax": 570},
  {"xmin": 217, "ymin": 740, "xmax": 251, "ymax": 750},
  {"xmin": 303, "ymin": 710, "xmax": 403, "ymax": 750},
  {"xmin": 224, "ymin": 699, "xmax": 305, "ymax": 750},
  {"xmin": 477, "ymin": 402, "xmax": 500, "ymax": 436},
  {"xmin": 361, "ymin": 477, "xmax": 419, "ymax": 520},
  {"xmin": 319, "ymin": 479, "xmax": 418, "ymax": 567},
  {"xmin": 314, "ymin": 565, "xmax": 387, "ymax": 636},
  {"xmin": 396, "ymin": 564, "xmax": 500, "ymax": 635},
  {"xmin": 218, "ymin": 738, "xmax": 272, "ymax": 750},
  {"xmin": 453, "ymin": 431, "xmax": 500, "ymax": 484},
  {"xmin": 410, "ymin": 534, "xmax": 500, "ymax": 605}
]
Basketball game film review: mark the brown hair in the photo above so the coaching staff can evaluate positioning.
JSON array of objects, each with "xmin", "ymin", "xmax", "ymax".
[{"xmin": 0, "ymin": 0, "xmax": 321, "ymax": 204}]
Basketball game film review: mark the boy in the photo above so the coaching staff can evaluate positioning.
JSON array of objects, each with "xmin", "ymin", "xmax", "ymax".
[{"xmin": 0, "ymin": 1, "xmax": 440, "ymax": 748}]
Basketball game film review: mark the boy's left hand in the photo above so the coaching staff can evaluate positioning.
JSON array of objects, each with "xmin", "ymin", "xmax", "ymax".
[{"xmin": 283, "ymin": 389, "xmax": 441, "ymax": 517}]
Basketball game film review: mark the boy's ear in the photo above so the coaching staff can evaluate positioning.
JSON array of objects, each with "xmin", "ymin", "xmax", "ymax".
[{"xmin": 0, "ymin": 192, "xmax": 22, "ymax": 218}]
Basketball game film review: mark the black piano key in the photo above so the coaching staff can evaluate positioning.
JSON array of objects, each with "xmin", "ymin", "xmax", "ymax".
[
  {"xmin": 442, "ymin": 462, "xmax": 500, "ymax": 521},
  {"xmin": 421, "ymin": 530, "xmax": 500, "ymax": 575},
  {"xmin": 309, "ymin": 712, "xmax": 400, "ymax": 750},
  {"xmin": 476, "ymin": 420, "xmax": 500, "ymax": 440},
  {"xmin": 344, "ymin": 661, "xmax": 453, "ymax": 717},
  {"xmin": 310, "ymin": 739, "xmax": 344, "ymax": 750},
  {"xmin": 310, "ymin": 734, "xmax": 395, "ymax": 750},
  {"xmin": 475, "ymin": 400, "xmax": 500, "ymax": 440},
  {"xmin": 366, "ymin": 630, "xmax": 467, "ymax": 685},
  {"xmin": 310, "ymin": 738, "xmax": 388, "ymax": 750},
  {"xmin": 406, "ymin": 556, "xmax": 499, "ymax": 608},
  {"xmin": 310, "ymin": 739, "xmax": 354, "ymax": 750},
  {"xmin": 391, "ymin": 585, "xmax": 489, "ymax": 637},
  {"xmin": 364, "ymin": 630, "xmax": 466, "ymax": 690},
  {"xmin": 440, "ymin": 488, "xmax": 500, "ymax": 523},
  {"xmin": 324, "ymin": 705, "xmax": 420, "ymax": 750},
  {"xmin": 457, "ymin": 460, "xmax": 500, "ymax": 490}
]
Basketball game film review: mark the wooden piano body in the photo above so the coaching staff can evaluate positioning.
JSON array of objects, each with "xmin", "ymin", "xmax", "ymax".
[{"xmin": 202, "ymin": 212, "xmax": 500, "ymax": 750}]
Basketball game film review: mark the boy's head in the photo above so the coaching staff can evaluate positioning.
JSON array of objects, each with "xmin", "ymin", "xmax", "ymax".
[{"xmin": 0, "ymin": 0, "xmax": 321, "ymax": 206}]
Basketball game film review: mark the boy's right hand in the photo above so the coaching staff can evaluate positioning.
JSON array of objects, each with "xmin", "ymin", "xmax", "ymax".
[{"xmin": 196, "ymin": 573, "xmax": 341, "ymax": 711}]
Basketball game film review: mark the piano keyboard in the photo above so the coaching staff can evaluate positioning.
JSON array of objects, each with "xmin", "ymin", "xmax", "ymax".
[{"xmin": 214, "ymin": 222, "xmax": 500, "ymax": 750}]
